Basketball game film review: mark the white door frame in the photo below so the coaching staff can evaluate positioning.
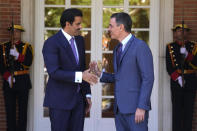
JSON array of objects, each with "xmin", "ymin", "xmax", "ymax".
[
  {"xmin": 20, "ymin": 0, "xmax": 174, "ymax": 130},
  {"xmin": 33, "ymin": 0, "xmax": 49, "ymax": 130},
  {"xmin": 21, "ymin": 0, "xmax": 36, "ymax": 130},
  {"xmin": 159, "ymin": 0, "xmax": 174, "ymax": 131},
  {"xmin": 148, "ymin": 0, "xmax": 160, "ymax": 130}
]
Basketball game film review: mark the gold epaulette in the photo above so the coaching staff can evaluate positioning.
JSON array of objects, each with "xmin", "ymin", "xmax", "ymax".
[
  {"xmin": 22, "ymin": 42, "xmax": 29, "ymax": 55},
  {"xmin": 21, "ymin": 42, "xmax": 34, "ymax": 69},
  {"xmin": 189, "ymin": 41, "xmax": 197, "ymax": 69},
  {"xmin": 167, "ymin": 42, "xmax": 175, "ymax": 67},
  {"xmin": 192, "ymin": 42, "xmax": 197, "ymax": 55},
  {"xmin": 26, "ymin": 43, "xmax": 34, "ymax": 59},
  {"xmin": 27, "ymin": 43, "xmax": 34, "ymax": 57}
]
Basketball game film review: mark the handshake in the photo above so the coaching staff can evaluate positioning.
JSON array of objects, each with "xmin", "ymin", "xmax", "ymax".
[{"xmin": 82, "ymin": 61, "xmax": 103, "ymax": 85}]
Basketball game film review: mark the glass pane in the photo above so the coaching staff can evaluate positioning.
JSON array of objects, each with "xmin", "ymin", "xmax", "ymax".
[
  {"xmin": 129, "ymin": 0, "xmax": 150, "ymax": 5},
  {"xmin": 44, "ymin": 73, "xmax": 49, "ymax": 91},
  {"xmin": 103, "ymin": 0, "xmax": 123, "ymax": 6},
  {"xmin": 129, "ymin": 8, "xmax": 149, "ymax": 28},
  {"xmin": 45, "ymin": 0, "xmax": 65, "ymax": 5},
  {"xmin": 102, "ymin": 98, "xmax": 114, "ymax": 118},
  {"xmin": 102, "ymin": 31, "xmax": 119, "ymax": 51},
  {"xmin": 45, "ymin": 7, "xmax": 65, "ymax": 27},
  {"xmin": 81, "ymin": 31, "xmax": 91, "ymax": 50},
  {"xmin": 102, "ymin": 53, "xmax": 114, "ymax": 96},
  {"xmin": 79, "ymin": 8, "xmax": 91, "ymax": 28},
  {"xmin": 71, "ymin": 0, "xmax": 91, "ymax": 5},
  {"xmin": 44, "ymin": 107, "xmax": 49, "ymax": 117},
  {"xmin": 85, "ymin": 53, "xmax": 90, "ymax": 69},
  {"xmin": 103, "ymin": 8, "xmax": 123, "ymax": 28},
  {"xmin": 44, "ymin": 30, "xmax": 58, "ymax": 40},
  {"xmin": 44, "ymin": 72, "xmax": 49, "ymax": 117},
  {"xmin": 132, "ymin": 31, "xmax": 149, "ymax": 44},
  {"xmin": 102, "ymin": 53, "xmax": 114, "ymax": 73},
  {"xmin": 102, "ymin": 83, "xmax": 114, "ymax": 96}
]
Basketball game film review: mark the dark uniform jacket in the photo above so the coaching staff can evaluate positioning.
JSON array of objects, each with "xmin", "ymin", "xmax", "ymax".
[
  {"xmin": 166, "ymin": 40, "xmax": 197, "ymax": 90},
  {"xmin": 0, "ymin": 41, "xmax": 33, "ymax": 90}
]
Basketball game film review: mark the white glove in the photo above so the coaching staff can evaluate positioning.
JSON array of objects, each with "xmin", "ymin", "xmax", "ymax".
[
  {"xmin": 7, "ymin": 76, "xmax": 15, "ymax": 88},
  {"xmin": 10, "ymin": 46, "xmax": 19, "ymax": 60},
  {"xmin": 177, "ymin": 76, "xmax": 183, "ymax": 87},
  {"xmin": 180, "ymin": 47, "xmax": 188, "ymax": 58}
]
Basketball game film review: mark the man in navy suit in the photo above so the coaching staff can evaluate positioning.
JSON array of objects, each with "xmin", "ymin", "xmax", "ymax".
[
  {"xmin": 90, "ymin": 12, "xmax": 154, "ymax": 131},
  {"xmin": 42, "ymin": 8, "xmax": 98, "ymax": 131}
]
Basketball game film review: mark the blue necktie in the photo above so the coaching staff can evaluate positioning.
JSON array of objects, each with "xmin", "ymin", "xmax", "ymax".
[
  {"xmin": 116, "ymin": 43, "xmax": 123, "ymax": 66},
  {"xmin": 70, "ymin": 37, "xmax": 80, "ymax": 92},
  {"xmin": 70, "ymin": 37, "xmax": 79, "ymax": 64}
]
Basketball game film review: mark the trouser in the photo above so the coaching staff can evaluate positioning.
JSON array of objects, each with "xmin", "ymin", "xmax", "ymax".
[
  {"xmin": 171, "ymin": 88, "xmax": 196, "ymax": 131},
  {"xmin": 49, "ymin": 92, "xmax": 85, "ymax": 131},
  {"xmin": 3, "ymin": 86, "xmax": 29, "ymax": 131},
  {"xmin": 115, "ymin": 107, "xmax": 149, "ymax": 131}
]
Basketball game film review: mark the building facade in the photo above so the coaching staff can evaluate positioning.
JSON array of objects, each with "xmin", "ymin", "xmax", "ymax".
[{"xmin": 0, "ymin": 0, "xmax": 197, "ymax": 131}]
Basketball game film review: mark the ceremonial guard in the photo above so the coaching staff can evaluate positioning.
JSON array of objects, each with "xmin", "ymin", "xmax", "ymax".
[
  {"xmin": 166, "ymin": 24, "xmax": 197, "ymax": 131},
  {"xmin": 0, "ymin": 25, "xmax": 33, "ymax": 131}
]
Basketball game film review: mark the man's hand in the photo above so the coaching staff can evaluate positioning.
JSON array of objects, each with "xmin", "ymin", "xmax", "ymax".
[
  {"xmin": 85, "ymin": 98, "xmax": 92, "ymax": 114},
  {"xmin": 177, "ymin": 76, "xmax": 184, "ymax": 87},
  {"xmin": 7, "ymin": 76, "xmax": 15, "ymax": 88},
  {"xmin": 82, "ymin": 69, "xmax": 98, "ymax": 85},
  {"xmin": 10, "ymin": 46, "xmax": 19, "ymax": 60},
  {"xmin": 89, "ymin": 61, "xmax": 101, "ymax": 77},
  {"xmin": 135, "ymin": 108, "xmax": 145, "ymax": 124}
]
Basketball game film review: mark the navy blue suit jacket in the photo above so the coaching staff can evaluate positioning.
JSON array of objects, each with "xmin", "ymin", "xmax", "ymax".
[
  {"xmin": 42, "ymin": 30, "xmax": 90, "ymax": 110},
  {"xmin": 101, "ymin": 35, "xmax": 154, "ymax": 114}
]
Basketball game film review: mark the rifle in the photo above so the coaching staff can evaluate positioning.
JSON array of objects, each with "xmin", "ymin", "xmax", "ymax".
[
  {"xmin": 8, "ymin": 14, "xmax": 15, "ymax": 88},
  {"xmin": 180, "ymin": 0, "xmax": 185, "ymax": 88}
]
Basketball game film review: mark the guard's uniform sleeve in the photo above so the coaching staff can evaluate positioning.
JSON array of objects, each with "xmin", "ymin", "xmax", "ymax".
[
  {"xmin": 0, "ymin": 42, "xmax": 12, "ymax": 80},
  {"xmin": 0, "ymin": 44, "xmax": 4, "ymax": 75},
  {"xmin": 20, "ymin": 43, "xmax": 33, "ymax": 69},
  {"xmin": 166, "ymin": 43, "xmax": 180, "ymax": 81},
  {"xmin": 189, "ymin": 42, "xmax": 197, "ymax": 69}
]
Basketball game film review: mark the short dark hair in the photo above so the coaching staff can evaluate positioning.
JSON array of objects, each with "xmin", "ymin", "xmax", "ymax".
[
  {"xmin": 60, "ymin": 8, "xmax": 83, "ymax": 28},
  {"xmin": 111, "ymin": 12, "xmax": 132, "ymax": 33}
]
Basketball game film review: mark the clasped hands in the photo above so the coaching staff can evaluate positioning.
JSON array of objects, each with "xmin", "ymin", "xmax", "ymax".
[{"xmin": 82, "ymin": 61, "xmax": 101, "ymax": 85}]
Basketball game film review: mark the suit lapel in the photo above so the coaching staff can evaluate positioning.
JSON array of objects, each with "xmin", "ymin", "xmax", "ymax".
[
  {"xmin": 57, "ymin": 30, "xmax": 78, "ymax": 65},
  {"xmin": 118, "ymin": 35, "xmax": 135, "ymax": 66}
]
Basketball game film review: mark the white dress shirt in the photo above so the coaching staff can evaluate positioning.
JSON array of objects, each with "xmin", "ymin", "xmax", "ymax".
[{"xmin": 121, "ymin": 33, "xmax": 132, "ymax": 52}]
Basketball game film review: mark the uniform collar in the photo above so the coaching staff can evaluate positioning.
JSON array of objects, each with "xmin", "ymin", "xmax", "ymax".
[{"xmin": 14, "ymin": 40, "xmax": 21, "ymax": 45}]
